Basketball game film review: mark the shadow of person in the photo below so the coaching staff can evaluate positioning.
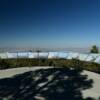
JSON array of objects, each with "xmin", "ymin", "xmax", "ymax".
[{"xmin": 0, "ymin": 68, "xmax": 94, "ymax": 100}]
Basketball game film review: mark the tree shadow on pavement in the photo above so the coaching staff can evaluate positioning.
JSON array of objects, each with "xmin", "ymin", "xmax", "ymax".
[{"xmin": 0, "ymin": 68, "xmax": 94, "ymax": 100}]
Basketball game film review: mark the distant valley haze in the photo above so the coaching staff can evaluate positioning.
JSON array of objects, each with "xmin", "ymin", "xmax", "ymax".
[{"xmin": 0, "ymin": 47, "xmax": 94, "ymax": 53}]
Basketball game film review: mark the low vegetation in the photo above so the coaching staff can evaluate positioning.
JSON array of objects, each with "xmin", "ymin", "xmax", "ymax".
[{"xmin": 0, "ymin": 58, "xmax": 100, "ymax": 74}]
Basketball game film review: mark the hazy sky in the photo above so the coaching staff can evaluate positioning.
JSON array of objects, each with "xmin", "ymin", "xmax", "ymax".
[{"xmin": 0, "ymin": 0, "xmax": 100, "ymax": 48}]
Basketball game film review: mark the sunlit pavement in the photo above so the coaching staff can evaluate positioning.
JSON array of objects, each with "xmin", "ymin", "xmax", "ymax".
[{"xmin": 0, "ymin": 67, "xmax": 100, "ymax": 100}]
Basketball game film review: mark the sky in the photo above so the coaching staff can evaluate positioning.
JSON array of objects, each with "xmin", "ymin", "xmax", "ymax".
[{"xmin": 0, "ymin": 0, "xmax": 100, "ymax": 48}]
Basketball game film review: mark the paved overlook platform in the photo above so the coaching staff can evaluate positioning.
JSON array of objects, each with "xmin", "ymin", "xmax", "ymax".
[{"xmin": 0, "ymin": 67, "xmax": 100, "ymax": 100}]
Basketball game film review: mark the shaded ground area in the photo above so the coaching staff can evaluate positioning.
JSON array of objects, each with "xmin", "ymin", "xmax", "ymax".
[{"xmin": 0, "ymin": 68, "xmax": 95, "ymax": 100}]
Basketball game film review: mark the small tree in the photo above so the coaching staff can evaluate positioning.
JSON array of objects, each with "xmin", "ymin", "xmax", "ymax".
[{"xmin": 90, "ymin": 45, "xmax": 99, "ymax": 53}]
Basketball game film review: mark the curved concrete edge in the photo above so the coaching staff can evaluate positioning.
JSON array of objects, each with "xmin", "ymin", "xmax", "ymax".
[{"xmin": 0, "ymin": 67, "xmax": 53, "ymax": 79}]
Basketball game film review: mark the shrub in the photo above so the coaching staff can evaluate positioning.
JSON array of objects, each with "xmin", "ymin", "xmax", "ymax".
[{"xmin": 0, "ymin": 58, "xmax": 100, "ymax": 74}]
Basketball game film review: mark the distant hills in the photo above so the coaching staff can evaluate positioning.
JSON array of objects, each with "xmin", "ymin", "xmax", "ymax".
[{"xmin": 0, "ymin": 47, "xmax": 91, "ymax": 53}]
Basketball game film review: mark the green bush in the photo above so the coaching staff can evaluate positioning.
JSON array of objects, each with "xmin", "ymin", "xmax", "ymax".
[
  {"xmin": 0, "ymin": 58, "xmax": 100, "ymax": 74},
  {"xmin": 83, "ymin": 62, "xmax": 100, "ymax": 73}
]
